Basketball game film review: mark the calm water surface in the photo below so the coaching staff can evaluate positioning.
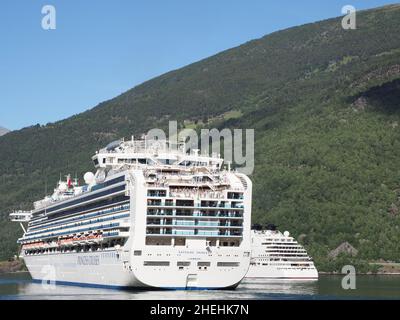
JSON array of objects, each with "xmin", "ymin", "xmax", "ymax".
[{"xmin": 0, "ymin": 272, "xmax": 399, "ymax": 300}]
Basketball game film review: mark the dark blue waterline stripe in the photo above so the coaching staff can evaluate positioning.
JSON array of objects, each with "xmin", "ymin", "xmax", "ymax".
[
  {"xmin": 32, "ymin": 279, "xmax": 128, "ymax": 290},
  {"xmin": 31, "ymin": 279, "xmax": 225, "ymax": 291}
]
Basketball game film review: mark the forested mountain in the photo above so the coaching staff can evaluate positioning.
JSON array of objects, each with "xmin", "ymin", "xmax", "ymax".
[{"xmin": 1, "ymin": 4, "xmax": 399, "ymax": 271}]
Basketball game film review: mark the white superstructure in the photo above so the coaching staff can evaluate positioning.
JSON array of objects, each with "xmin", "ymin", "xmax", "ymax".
[
  {"xmin": 246, "ymin": 226, "xmax": 318, "ymax": 280},
  {"xmin": 10, "ymin": 137, "xmax": 252, "ymax": 290}
]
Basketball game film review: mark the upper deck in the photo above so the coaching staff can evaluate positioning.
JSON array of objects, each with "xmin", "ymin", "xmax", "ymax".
[
  {"xmin": 92, "ymin": 138, "xmax": 224, "ymax": 172},
  {"xmin": 21, "ymin": 138, "xmax": 226, "ymax": 213}
]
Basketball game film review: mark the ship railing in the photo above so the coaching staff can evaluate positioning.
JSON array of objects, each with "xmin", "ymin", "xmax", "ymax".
[
  {"xmin": 146, "ymin": 203, "xmax": 244, "ymax": 211},
  {"xmin": 169, "ymin": 191, "xmax": 225, "ymax": 199},
  {"xmin": 146, "ymin": 210, "xmax": 243, "ymax": 218},
  {"xmin": 146, "ymin": 222, "xmax": 242, "ymax": 228}
]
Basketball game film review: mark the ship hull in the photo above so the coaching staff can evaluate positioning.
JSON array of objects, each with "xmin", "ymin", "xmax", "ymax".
[
  {"xmin": 245, "ymin": 265, "xmax": 318, "ymax": 280},
  {"xmin": 24, "ymin": 250, "xmax": 141, "ymax": 289},
  {"xmin": 23, "ymin": 248, "xmax": 250, "ymax": 290}
]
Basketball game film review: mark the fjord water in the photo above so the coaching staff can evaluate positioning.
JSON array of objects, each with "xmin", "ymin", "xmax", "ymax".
[{"xmin": 0, "ymin": 273, "xmax": 399, "ymax": 300}]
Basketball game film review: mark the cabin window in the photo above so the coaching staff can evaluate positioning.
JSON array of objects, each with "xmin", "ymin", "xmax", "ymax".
[
  {"xmin": 143, "ymin": 261, "xmax": 170, "ymax": 267},
  {"xmin": 217, "ymin": 262, "xmax": 240, "ymax": 267}
]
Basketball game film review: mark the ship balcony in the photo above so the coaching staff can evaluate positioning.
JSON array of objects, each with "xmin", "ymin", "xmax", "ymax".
[
  {"xmin": 146, "ymin": 210, "xmax": 244, "ymax": 219},
  {"xmin": 146, "ymin": 204, "xmax": 244, "ymax": 211},
  {"xmin": 147, "ymin": 190, "xmax": 168, "ymax": 197},
  {"xmin": 146, "ymin": 201, "xmax": 244, "ymax": 211},
  {"xmin": 146, "ymin": 205, "xmax": 244, "ymax": 211},
  {"xmin": 147, "ymin": 209, "xmax": 174, "ymax": 216},
  {"xmin": 146, "ymin": 218, "xmax": 243, "ymax": 228},
  {"xmin": 169, "ymin": 191, "xmax": 226, "ymax": 200},
  {"xmin": 147, "ymin": 209, "xmax": 243, "ymax": 220},
  {"xmin": 191, "ymin": 212, "xmax": 243, "ymax": 218},
  {"xmin": 146, "ymin": 223, "xmax": 243, "ymax": 229},
  {"xmin": 227, "ymin": 192, "xmax": 244, "ymax": 200},
  {"xmin": 146, "ymin": 228, "xmax": 243, "ymax": 237}
]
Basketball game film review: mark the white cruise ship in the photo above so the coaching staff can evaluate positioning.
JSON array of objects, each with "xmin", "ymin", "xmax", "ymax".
[
  {"xmin": 9, "ymin": 137, "xmax": 252, "ymax": 290},
  {"xmin": 246, "ymin": 225, "xmax": 318, "ymax": 280}
]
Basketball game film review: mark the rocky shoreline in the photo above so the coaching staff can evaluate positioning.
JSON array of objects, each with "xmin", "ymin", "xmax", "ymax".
[
  {"xmin": 319, "ymin": 272, "xmax": 400, "ymax": 276},
  {"xmin": 0, "ymin": 260, "xmax": 27, "ymax": 274}
]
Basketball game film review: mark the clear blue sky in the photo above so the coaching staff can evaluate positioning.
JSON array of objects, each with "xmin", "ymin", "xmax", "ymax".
[{"xmin": 0, "ymin": 0, "xmax": 395, "ymax": 130}]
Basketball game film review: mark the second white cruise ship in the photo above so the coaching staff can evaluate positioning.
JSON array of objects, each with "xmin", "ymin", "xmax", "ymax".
[
  {"xmin": 10, "ymin": 137, "xmax": 253, "ymax": 290},
  {"xmin": 246, "ymin": 225, "xmax": 318, "ymax": 280}
]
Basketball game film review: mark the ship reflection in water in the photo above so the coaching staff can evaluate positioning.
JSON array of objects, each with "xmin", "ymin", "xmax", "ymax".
[
  {"xmin": 0, "ymin": 273, "xmax": 318, "ymax": 300},
  {"xmin": 238, "ymin": 278, "xmax": 318, "ymax": 298},
  {"xmin": 2, "ymin": 272, "xmax": 399, "ymax": 300}
]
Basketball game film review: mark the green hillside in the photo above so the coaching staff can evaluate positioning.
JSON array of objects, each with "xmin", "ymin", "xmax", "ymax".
[{"xmin": 1, "ymin": 4, "xmax": 399, "ymax": 271}]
